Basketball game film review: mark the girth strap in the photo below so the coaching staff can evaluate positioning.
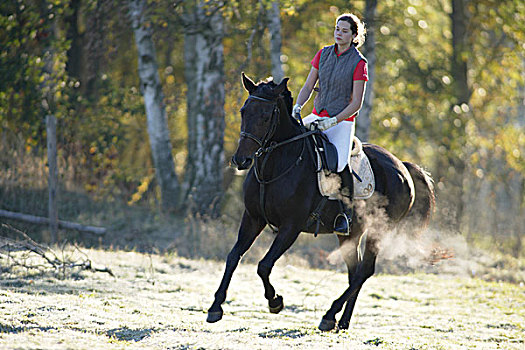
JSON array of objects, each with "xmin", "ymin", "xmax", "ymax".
[{"xmin": 305, "ymin": 196, "xmax": 328, "ymax": 237}]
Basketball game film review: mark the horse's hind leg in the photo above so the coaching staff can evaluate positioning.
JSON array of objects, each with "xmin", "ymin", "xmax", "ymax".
[
  {"xmin": 257, "ymin": 225, "xmax": 301, "ymax": 314},
  {"xmin": 207, "ymin": 211, "xmax": 265, "ymax": 323},
  {"xmin": 319, "ymin": 238, "xmax": 378, "ymax": 331},
  {"xmin": 336, "ymin": 234, "xmax": 362, "ymax": 330}
]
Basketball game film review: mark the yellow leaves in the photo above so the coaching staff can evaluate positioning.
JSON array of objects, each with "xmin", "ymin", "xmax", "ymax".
[
  {"xmin": 470, "ymin": 152, "xmax": 479, "ymax": 165},
  {"xmin": 497, "ymin": 127, "xmax": 525, "ymax": 172},
  {"xmin": 128, "ymin": 175, "xmax": 154, "ymax": 206},
  {"xmin": 442, "ymin": 29, "xmax": 452, "ymax": 40},
  {"xmin": 138, "ymin": 179, "xmax": 149, "ymax": 193},
  {"xmin": 84, "ymin": 183, "xmax": 97, "ymax": 193},
  {"xmin": 473, "ymin": 126, "xmax": 525, "ymax": 174},
  {"xmin": 465, "ymin": 119, "xmax": 477, "ymax": 138},
  {"xmin": 282, "ymin": 6, "xmax": 296, "ymax": 17}
]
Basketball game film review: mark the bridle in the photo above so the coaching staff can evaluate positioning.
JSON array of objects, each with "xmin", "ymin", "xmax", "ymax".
[
  {"xmin": 239, "ymin": 95, "xmax": 280, "ymax": 155},
  {"xmin": 238, "ymin": 93, "xmax": 318, "ymax": 233},
  {"xmin": 240, "ymin": 94, "xmax": 316, "ymax": 157}
]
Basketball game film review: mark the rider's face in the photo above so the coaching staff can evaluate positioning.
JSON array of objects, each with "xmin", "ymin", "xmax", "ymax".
[{"xmin": 334, "ymin": 20, "xmax": 355, "ymax": 49}]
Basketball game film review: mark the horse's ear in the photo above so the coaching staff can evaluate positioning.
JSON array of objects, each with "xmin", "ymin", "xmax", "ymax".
[
  {"xmin": 274, "ymin": 77, "xmax": 289, "ymax": 95},
  {"xmin": 242, "ymin": 72, "xmax": 257, "ymax": 94}
]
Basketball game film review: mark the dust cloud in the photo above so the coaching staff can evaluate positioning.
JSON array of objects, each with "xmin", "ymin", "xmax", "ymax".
[{"xmin": 324, "ymin": 196, "xmax": 504, "ymax": 278}]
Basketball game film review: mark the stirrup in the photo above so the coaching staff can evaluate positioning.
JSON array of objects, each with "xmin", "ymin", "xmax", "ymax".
[{"xmin": 334, "ymin": 211, "xmax": 351, "ymax": 236}]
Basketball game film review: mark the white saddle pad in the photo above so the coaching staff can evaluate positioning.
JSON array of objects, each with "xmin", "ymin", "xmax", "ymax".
[{"xmin": 317, "ymin": 137, "xmax": 375, "ymax": 200}]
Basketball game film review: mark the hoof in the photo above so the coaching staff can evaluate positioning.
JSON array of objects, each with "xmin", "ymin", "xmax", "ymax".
[
  {"xmin": 269, "ymin": 295, "xmax": 284, "ymax": 314},
  {"xmin": 318, "ymin": 318, "xmax": 336, "ymax": 331},
  {"xmin": 206, "ymin": 310, "xmax": 223, "ymax": 323},
  {"xmin": 338, "ymin": 320, "xmax": 350, "ymax": 330}
]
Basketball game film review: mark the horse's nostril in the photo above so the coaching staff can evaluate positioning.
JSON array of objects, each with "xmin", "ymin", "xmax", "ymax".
[
  {"xmin": 232, "ymin": 154, "xmax": 249, "ymax": 169},
  {"xmin": 234, "ymin": 157, "xmax": 252, "ymax": 170}
]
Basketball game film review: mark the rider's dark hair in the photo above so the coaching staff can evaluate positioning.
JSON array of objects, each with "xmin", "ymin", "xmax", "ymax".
[{"xmin": 336, "ymin": 13, "xmax": 366, "ymax": 48}]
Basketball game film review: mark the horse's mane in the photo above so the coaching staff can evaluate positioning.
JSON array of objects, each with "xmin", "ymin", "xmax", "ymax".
[{"xmin": 254, "ymin": 78, "xmax": 293, "ymax": 117}]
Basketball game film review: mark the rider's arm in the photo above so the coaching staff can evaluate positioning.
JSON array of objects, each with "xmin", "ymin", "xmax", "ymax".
[
  {"xmin": 334, "ymin": 80, "xmax": 366, "ymax": 122},
  {"xmin": 296, "ymin": 67, "xmax": 318, "ymax": 107}
]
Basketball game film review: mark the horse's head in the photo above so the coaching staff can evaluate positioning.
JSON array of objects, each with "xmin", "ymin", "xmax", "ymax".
[{"xmin": 231, "ymin": 73, "xmax": 290, "ymax": 170}]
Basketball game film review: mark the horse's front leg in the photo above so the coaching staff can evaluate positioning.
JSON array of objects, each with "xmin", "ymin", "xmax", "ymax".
[
  {"xmin": 207, "ymin": 211, "xmax": 265, "ymax": 323},
  {"xmin": 319, "ymin": 238, "xmax": 378, "ymax": 331},
  {"xmin": 257, "ymin": 224, "xmax": 301, "ymax": 314}
]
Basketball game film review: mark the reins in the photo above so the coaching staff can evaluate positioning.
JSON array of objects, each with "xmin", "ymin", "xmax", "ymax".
[{"xmin": 241, "ymin": 94, "xmax": 317, "ymax": 233}]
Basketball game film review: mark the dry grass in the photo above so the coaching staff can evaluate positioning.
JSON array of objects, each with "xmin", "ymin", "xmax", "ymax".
[{"xmin": 0, "ymin": 247, "xmax": 523, "ymax": 349}]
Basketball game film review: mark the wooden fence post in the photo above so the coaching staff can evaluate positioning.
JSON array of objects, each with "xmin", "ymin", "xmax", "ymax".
[{"xmin": 46, "ymin": 114, "xmax": 58, "ymax": 243}]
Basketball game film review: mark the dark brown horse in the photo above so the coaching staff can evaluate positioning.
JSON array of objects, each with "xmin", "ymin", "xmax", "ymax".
[{"xmin": 207, "ymin": 74, "xmax": 435, "ymax": 331}]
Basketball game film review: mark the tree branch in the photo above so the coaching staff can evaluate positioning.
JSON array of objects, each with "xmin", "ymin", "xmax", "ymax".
[
  {"xmin": 0, "ymin": 209, "xmax": 106, "ymax": 235},
  {"xmin": 0, "ymin": 224, "xmax": 114, "ymax": 277}
]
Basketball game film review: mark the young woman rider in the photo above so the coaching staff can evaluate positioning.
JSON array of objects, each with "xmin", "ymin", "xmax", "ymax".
[{"xmin": 292, "ymin": 13, "xmax": 368, "ymax": 235}]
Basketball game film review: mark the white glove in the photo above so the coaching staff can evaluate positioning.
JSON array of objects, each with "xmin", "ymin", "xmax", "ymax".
[
  {"xmin": 292, "ymin": 103, "xmax": 302, "ymax": 119},
  {"xmin": 316, "ymin": 117, "xmax": 338, "ymax": 131}
]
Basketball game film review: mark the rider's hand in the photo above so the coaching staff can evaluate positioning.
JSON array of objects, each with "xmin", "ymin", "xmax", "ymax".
[
  {"xmin": 292, "ymin": 103, "xmax": 302, "ymax": 119},
  {"xmin": 316, "ymin": 117, "xmax": 338, "ymax": 131}
]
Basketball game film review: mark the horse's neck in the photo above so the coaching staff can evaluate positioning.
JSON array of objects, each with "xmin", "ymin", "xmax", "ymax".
[
  {"xmin": 257, "ymin": 102, "xmax": 311, "ymax": 176},
  {"xmin": 272, "ymin": 101, "xmax": 301, "ymax": 142}
]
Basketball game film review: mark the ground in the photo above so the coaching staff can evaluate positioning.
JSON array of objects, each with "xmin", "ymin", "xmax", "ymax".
[{"xmin": 0, "ymin": 248, "xmax": 523, "ymax": 350}]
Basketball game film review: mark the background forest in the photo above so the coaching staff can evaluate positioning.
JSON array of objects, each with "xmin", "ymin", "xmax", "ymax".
[{"xmin": 1, "ymin": 0, "xmax": 523, "ymax": 261}]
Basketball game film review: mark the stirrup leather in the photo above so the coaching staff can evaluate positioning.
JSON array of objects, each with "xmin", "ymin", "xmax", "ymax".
[{"xmin": 334, "ymin": 211, "xmax": 351, "ymax": 236}]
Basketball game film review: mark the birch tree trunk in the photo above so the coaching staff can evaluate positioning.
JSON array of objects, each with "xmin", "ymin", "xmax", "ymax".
[
  {"xmin": 356, "ymin": 0, "xmax": 377, "ymax": 142},
  {"xmin": 183, "ymin": 2, "xmax": 225, "ymax": 218},
  {"xmin": 129, "ymin": 0, "xmax": 180, "ymax": 212},
  {"xmin": 266, "ymin": 1, "xmax": 284, "ymax": 83}
]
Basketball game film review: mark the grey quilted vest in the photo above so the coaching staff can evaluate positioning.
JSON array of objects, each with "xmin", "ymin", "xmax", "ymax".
[{"xmin": 314, "ymin": 45, "xmax": 366, "ymax": 117}]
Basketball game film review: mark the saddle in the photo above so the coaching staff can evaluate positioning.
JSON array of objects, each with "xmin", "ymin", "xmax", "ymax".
[{"xmin": 315, "ymin": 136, "xmax": 375, "ymax": 200}]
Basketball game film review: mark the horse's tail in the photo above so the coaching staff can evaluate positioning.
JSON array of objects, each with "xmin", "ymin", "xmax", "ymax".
[{"xmin": 403, "ymin": 162, "xmax": 435, "ymax": 234}]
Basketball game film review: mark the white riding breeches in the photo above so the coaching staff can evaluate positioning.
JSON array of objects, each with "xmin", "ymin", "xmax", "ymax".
[{"xmin": 302, "ymin": 113, "xmax": 355, "ymax": 172}]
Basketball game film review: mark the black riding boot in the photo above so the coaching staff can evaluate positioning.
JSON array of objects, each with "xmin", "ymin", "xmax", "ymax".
[{"xmin": 334, "ymin": 165, "xmax": 354, "ymax": 235}]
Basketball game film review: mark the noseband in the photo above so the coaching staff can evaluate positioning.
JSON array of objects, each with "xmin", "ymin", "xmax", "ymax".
[{"xmin": 239, "ymin": 95, "xmax": 280, "ymax": 154}]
